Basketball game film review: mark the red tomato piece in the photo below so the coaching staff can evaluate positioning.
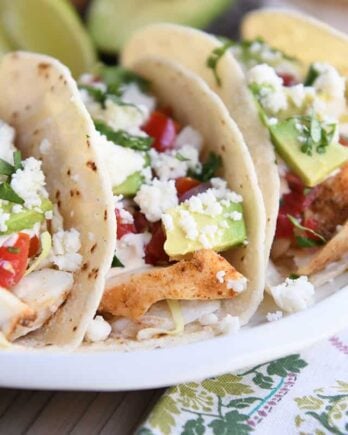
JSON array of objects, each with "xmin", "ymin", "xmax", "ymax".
[
  {"xmin": 339, "ymin": 135, "xmax": 348, "ymax": 147},
  {"xmin": 277, "ymin": 72, "xmax": 298, "ymax": 87},
  {"xmin": 175, "ymin": 177, "xmax": 201, "ymax": 196},
  {"xmin": 302, "ymin": 217, "xmax": 321, "ymax": 240},
  {"xmin": 133, "ymin": 211, "xmax": 149, "ymax": 233},
  {"xmin": 145, "ymin": 222, "xmax": 169, "ymax": 265},
  {"xmin": 0, "ymin": 233, "xmax": 30, "ymax": 289},
  {"xmin": 275, "ymin": 212, "xmax": 295, "ymax": 239},
  {"xmin": 29, "ymin": 235, "xmax": 40, "ymax": 258},
  {"xmin": 285, "ymin": 172, "xmax": 304, "ymax": 193},
  {"xmin": 115, "ymin": 209, "xmax": 136, "ymax": 240},
  {"xmin": 143, "ymin": 111, "xmax": 177, "ymax": 152}
]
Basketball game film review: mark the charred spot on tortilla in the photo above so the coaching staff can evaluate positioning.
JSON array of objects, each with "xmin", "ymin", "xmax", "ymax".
[
  {"xmin": 86, "ymin": 160, "xmax": 97, "ymax": 171},
  {"xmin": 55, "ymin": 190, "xmax": 61, "ymax": 200},
  {"xmin": 90, "ymin": 243, "xmax": 97, "ymax": 253},
  {"xmin": 67, "ymin": 169, "xmax": 71, "ymax": 176},
  {"xmin": 82, "ymin": 262, "xmax": 89, "ymax": 271},
  {"xmin": 25, "ymin": 104, "xmax": 31, "ymax": 111},
  {"xmin": 37, "ymin": 62, "xmax": 51, "ymax": 72},
  {"xmin": 104, "ymin": 210, "xmax": 108, "ymax": 221}
]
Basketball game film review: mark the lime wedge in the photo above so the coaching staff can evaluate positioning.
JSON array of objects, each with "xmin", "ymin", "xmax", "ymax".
[
  {"xmin": 87, "ymin": 0, "xmax": 232, "ymax": 53},
  {"xmin": 0, "ymin": 0, "xmax": 96, "ymax": 77}
]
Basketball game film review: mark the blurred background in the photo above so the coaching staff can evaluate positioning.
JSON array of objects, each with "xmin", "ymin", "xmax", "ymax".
[{"xmin": 0, "ymin": 0, "xmax": 347, "ymax": 77}]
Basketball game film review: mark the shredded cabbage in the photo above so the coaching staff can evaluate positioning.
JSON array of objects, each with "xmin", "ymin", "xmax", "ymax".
[{"xmin": 25, "ymin": 231, "xmax": 52, "ymax": 276}]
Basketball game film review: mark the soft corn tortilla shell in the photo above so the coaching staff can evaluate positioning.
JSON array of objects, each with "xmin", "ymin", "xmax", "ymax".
[
  {"xmin": 241, "ymin": 9, "xmax": 348, "ymax": 279},
  {"xmin": 122, "ymin": 24, "xmax": 279, "ymax": 261},
  {"xmin": 242, "ymin": 9, "xmax": 348, "ymax": 76},
  {"xmin": 0, "ymin": 52, "xmax": 116, "ymax": 349},
  {"xmin": 118, "ymin": 56, "xmax": 266, "ymax": 326}
]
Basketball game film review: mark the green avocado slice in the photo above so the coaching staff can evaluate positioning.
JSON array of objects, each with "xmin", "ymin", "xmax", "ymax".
[
  {"xmin": 270, "ymin": 118, "xmax": 348, "ymax": 187},
  {"xmin": 164, "ymin": 200, "xmax": 246, "ymax": 258},
  {"xmin": 112, "ymin": 171, "xmax": 144, "ymax": 197},
  {"xmin": 0, "ymin": 198, "xmax": 53, "ymax": 235}
]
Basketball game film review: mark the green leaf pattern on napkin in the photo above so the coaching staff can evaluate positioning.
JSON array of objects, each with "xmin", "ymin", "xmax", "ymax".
[{"xmin": 139, "ymin": 354, "xmax": 308, "ymax": 434}]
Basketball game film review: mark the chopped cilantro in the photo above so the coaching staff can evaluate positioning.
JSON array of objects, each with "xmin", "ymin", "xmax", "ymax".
[
  {"xmin": 295, "ymin": 236, "xmax": 324, "ymax": 248},
  {"xmin": 304, "ymin": 64, "xmax": 320, "ymax": 86},
  {"xmin": 79, "ymin": 84, "xmax": 107, "ymax": 106},
  {"xmin": 189, "ymin": 152, "xmax": 222, "ymax": 182},
  {"xmin": 288, "ymin": 273, "xmax": 300, "ymax": 280},
  {"xmin": 7, "ymin": 246, "xmax": 20, "ymax": 254},
  {"xmin": 0, "ymin": 182, "xmax": 24, "ymax": 204},
  {"xmin": 111, "ymin": 255, "xmax": 124, "ymax": 267},
  {"xmin": 94, "ymin": 120, "xmax": 153, "ymax": 151},
  {"xmin": 176, "ymin": 152, "xmax": 190, "ymax": 162},
  {"xmin": 206, "ymin": 38, "xmax": 235, "ymax": 86},
  {"xmin": 295, "ymin": 115, "xmax": 336, "ymax": 156},
  {"xmin": 287, "ymin": 214, "xmax": 326, "ymax": 245},
  {"xmin": 99, "ymin": 65, "xmax": 149, "ymax": 94},
  {"xmin": 13, "ymin": 151, "xmax": 22, "ymax": 171},
  {"xmin": 0, "ymin": 159, "xmax": 15, "ymax": 176}
]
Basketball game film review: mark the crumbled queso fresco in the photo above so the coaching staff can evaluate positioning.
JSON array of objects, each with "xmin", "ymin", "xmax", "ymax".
[{"xmin": 270, "ymin": 276, "xmax": 315, "ymax": 313}]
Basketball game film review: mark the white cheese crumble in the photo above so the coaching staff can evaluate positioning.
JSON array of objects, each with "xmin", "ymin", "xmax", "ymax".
[
  {"xmin": 199, "ymin": 224, "xmax": 220, "ymax": 248},
  {"xmin": 0, "ymin": 213, "xmax": 10, "ymax": 232},
  {"xmin": 51, "ymin": 228, "xmax": 82, "ymax": 272},
  {"xmin": 226, "ymin": 211, "xmax": 242, "ymax": 221},
  {"xmin": 270, "ymin": 276, "xmax": 315, "ymax": 313},
  {"xmin": 174, "ymin": 126, "xmax": 203, "ymax": 151},
  {"xmin": 134, "ymin": 179, "xmax": 178, "ymax": 222},
  {"xmin": 199, "ymin": 313, "xmax": 218, "ymax": 326},
  {"xmin": 97, "ymin": 133, "xmax": 145, "ymax": 187},
  {"xmin": 162, "ymin": 213, "xmax": 174, "ymax": 232},
  {"xmin": 85, "ymin": 315, "xmax": 111, "ymax": 342},
  {"xmin": 178, "ymin": 209, "xmax": 198, "ymax": 240},
  {"xmin": 266, "ymin": 311, "xmax": 283, "ymax": 322},
  {"xmin": 149, "ymin": 145, "xmax": 200, "ymax": 181},
  {"xmin": 121, "ymin": 83, "xmax": 156, "ymax": 115},
  {"xmin": 0, "ymin": 121, "xmax": 16, "ymax": 164},
  {"xmin": 216, "ymin": 270, "xmax": 226, "ymax": 283},
  {"xmin": 115, "ymin": 232, "xmax": 151, "ymax": 269},
  {"xmin": 287, "ymin": 84, "xmax": 307, "ymax": 108},
  {"xmin": 226, "ymin": 277, "xmax": 248, "ymax": 293},
  {"xmin": 216, "ymin": 315, "xmax": 240, "ymax": 335},
  {"xmin": 12, "ymin": 204, "xmax": 23, "ymax": 214},
  {"xmin": 10, "ymin": 157, "xmax": 48, "ymax": 209}
]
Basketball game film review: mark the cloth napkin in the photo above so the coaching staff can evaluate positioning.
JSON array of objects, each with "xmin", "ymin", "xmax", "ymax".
[{"xmin": 138, "ymin": 328, "xmax": 348, "ymax": 434}]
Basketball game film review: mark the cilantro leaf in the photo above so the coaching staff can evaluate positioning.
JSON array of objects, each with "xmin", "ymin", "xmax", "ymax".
[
  {"xmin": 288, "ymin": 273, "xmax": 300, "ymax": 280},
  {"xmin": 287, "ymin": 214, "xmax": 326, "ymax": 245},
  {"xmin": 304, "ymin": 64, "xmax": 320, "ymax": 86},
  {"xmin": 13, "ymin": 151, "xmax": 22, "ymax": 171},
  {"xmin": 111, "ymin": 255, "xmax": 124, "ymax": 267},
  {"xmin": 206, "ymin": 38, "xmax": 235, "ymax": 86},
  {"xmin": 94, "ymin": 120, "xmax": 153, "ymax": 151},
  {"xmin": 99, "ymin": 65, "xmax": 150, "ymax": 93},
  {"xmin": 79, "ymin": 84, "xmax": 107, "ymax": 106},
  {"xmin": 0, "ymin": 159, "xmax": 15, "ymax": 176},
  {"xmin": 295, "ymin": 236, "xmax": 324, "ymax": 248},
  {"xmin": 189, "ymin": 152, "xmax": 222, "ymax": 182},
  {"xmin": 0, "ymin": 182, "xmax": 24, "ymax": 204}
]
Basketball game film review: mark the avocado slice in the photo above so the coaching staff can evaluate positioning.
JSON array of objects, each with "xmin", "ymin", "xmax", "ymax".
[
  {"xmin": 87, "ymin": 0, "xmax": 232, "ymax": 53},
  {"xmin": 0, "ymin": 198, "xmax": 53, "ymax": 235},
  {"xmin": 270, "ymin": 118, "xmax": 348, "ymax": 187},
  {"xmin": 164, "ymin": 201, "xmax": 246, "ymax": 258},
  {"xmin": 112, "ymin": 171, "xmax": 144, "ymax": 197}
]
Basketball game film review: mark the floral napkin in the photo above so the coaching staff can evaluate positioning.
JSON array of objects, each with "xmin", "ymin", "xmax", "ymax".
[{"xmin": 138, "ymin": 329, "xmax": 348, "ymax": 434}]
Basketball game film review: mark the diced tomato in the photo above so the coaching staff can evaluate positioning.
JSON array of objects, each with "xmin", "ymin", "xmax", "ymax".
[
  {"xmin": 133, "ymin": 211, "xmax": 149, "ymax": 233},
  {"xmin": 275, "ymin": 212, "xmax": 294, "ymax": 239},
  {"xmin": 0, "ymin": 233, "xmax": 30, "ymax": 289},
  {"xmin": 339, "ymin": 135, "xmax": 348, "ymax": 147},
  {"xmin": 302, "ymin": 217, "xmax": 321, "ymax": 240},
  {"xmin": 277, "ymin": 72, "xmax": 298, "ymax": 87},
  {"xmin": 175, "ymin": 177, "xmax": 201, "ymax": 196},
  {"xmin": 145, "ymin": 222, "xmax": 169, "ymax": 265},
  {"xmin": 276, "ymin": 189, "xmax": 305, "ymax": 239},
  {"xmin": 285, "ymin": 172, "xmax": 304, "ymax": 193},
  {"xmin": 115, "ymin": 209, "xmax": 136, "ymax": 240},
  {"xmin": 143, "ymin": 111, "xmax": 177, "ymax": 152},
  {"xmin": 29, "ymin": 235, "xmax": 40, "ymax": 258}
]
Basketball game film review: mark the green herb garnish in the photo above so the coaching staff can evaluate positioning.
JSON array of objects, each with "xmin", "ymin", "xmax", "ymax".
[
  {"xmin": 287, "ymin": 214, "xmax": 326, "ymax": 245},
  {"xmin": 99, "ymin": 65, "xmax": 149, "ymax": 94},
  {"xmin": 295, "ymin": 236, "xmax": 324, "ymax": 248},
  {"xmin": 7, "ymin": 246, "xmax": 20, "ymax": 254},
  {"xmin": 189, "ymin": 152, "xmax": 222, "ymax": 182},
  {"xmin": 111, "ymin": 255, "xmax": 124, "ymax": 268},
  {"xmin": 288, "ymin": 273, "xmax": 300, "ymax": 280},
  {"xmin": 94, "ymin": 120, "xmax": 153, "ymax": 151},
  {"xmin": 79, "ymin": 84, "xmax": 107, "ymax": 106},
  {"xmin": 304, "ymin": 64, "xmax": 320, "ymax": 86},
  {"xmin": 206, "ymin": 38, "xmax": 235, "ymax": 87},
  {"xmin": 295, "ymin": 115, "xmax": 336, "ymax": 156},
  {"xmin": 0, "ymin": 182, "xmax": 24, "ymax": 204},
  {"xmin": 13, "ymin": 151, "xmax": 22, "ymax": 171},
  {"xmin": 176, "ymin": 153, "xmax": 190, "ymax": 162},
  {"xmin": 0, "ymin": 159, "xmax": 15, "ymax": 176}
]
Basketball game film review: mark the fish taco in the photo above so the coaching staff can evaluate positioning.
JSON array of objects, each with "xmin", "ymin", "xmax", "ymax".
[
  {"xmin": 122, "ymin": 12, "xmax": 348, "ymax": 314},
  {"xmin": 77, "ymin": 56, "xmax": 267, "ymax": 345},
  {"xmin": 0, "ymin": 52, "xmax": 115, "ymax": 348}
]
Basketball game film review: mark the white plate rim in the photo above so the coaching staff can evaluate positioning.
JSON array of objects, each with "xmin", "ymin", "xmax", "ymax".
[{"xmin": 0, "ymin": 284, "xmax": 347, "ymax": 391}]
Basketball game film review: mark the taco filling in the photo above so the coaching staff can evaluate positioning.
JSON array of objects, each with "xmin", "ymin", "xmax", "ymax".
[
  {"xmin": 78, "ymin": 67, "xmax": 250, "ymax": 342},
  {"xmin": 0, "ymin": 121, "xmax": 82, "ymax": 342},
  {"xmin": 225, "ymin": 39, "xmax": 348, "ymax": 310}
]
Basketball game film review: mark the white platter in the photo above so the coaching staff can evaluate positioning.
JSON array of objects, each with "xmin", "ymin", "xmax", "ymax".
[{"xmin": 0, "ymin": 275, "xmax": 347, "ymax": 391}]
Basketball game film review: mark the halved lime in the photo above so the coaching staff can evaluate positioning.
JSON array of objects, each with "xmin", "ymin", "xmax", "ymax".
[
  {"xmin": 87, "ymin": 0, "xmax": 232, "ymax": 53},
  {"xmin": 0, "ymin": 0, "xmax": 96, "ymax": 77}
]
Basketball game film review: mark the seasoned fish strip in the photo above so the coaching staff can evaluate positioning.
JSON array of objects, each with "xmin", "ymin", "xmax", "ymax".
[
  {"xmin": 100, "ymin": 250, "xmax": 244, "ymax": 320},
  {"xmin": 306, "ymin": 165, "xmax": 348, "ymax": 241}
]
